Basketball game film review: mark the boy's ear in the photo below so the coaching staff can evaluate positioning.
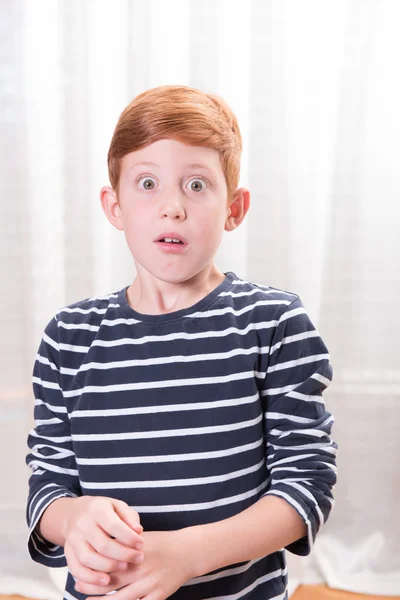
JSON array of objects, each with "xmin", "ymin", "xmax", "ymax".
[
  {"xmin": 225, "ymin": 187, "xmax": 250, "ymax": 232},
  {"xmin": 100, "ymin": 186, "xmax": 124, "ymax": 231}
]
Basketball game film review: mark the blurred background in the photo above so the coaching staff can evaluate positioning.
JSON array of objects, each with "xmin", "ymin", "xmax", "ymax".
[{"xmin": 1, "ymin": 0, "xmax": 399, "ymax": 598}]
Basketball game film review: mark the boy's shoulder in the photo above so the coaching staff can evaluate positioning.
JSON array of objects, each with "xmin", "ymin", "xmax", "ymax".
[
  {"xmin": 52, "ymin": 288, "xmax": 123, "ymax": 329},
  {"xmin": 228, "ymin": 272, "xmax": 300, "ymax": 305},
  {"xmin": 56, "ymin": 289, "xmax": 121, "ymax": 312}
]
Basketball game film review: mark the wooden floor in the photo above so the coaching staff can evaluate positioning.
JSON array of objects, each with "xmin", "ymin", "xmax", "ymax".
[
  {"xmin": 1, "ymin": 586, "xmax": 398, "ymax": 600},
  {"xmin": 292, "ymin": 585, "xmax": 398, "ymax": 600}
]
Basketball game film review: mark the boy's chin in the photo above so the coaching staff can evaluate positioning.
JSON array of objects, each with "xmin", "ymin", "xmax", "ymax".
[{"xmin": 150, "ymin": 271, "xmax": 201, "ymax": 285}]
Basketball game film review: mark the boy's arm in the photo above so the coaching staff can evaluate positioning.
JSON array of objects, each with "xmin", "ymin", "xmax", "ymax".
[
  {"xmin": 26, "ymin": 316, "xmax": 81, "ymax": 567},
  {"xmin": 258, "ymin": 296, "xmax": 337, "ymax": 556},
  {"xmin": 181, "ymin": 494, "xmax": 306, "ymax": 577},
  {"xmin": 189, "ymin": 296, "xmax": 337, "ymax": 572}
]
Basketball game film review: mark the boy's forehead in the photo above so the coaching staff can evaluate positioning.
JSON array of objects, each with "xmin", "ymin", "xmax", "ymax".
[{"xmin": 122, "ymin": 139, "xmax": 223, "ymax": 173}]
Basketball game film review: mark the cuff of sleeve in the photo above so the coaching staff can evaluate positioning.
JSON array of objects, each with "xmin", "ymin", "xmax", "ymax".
[
  {"xmin": 27, "ymin": 488, "xmax": 78, "ymax": 567},
  {"xmin": 262, "ymin": 489, "xmax": 315, "ymax": 556}
]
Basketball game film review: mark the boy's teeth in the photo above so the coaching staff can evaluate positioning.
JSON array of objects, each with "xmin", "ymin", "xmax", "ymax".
[{"xmin": 164, "ymin": 238, "xmax": 181, "ymax": 243}]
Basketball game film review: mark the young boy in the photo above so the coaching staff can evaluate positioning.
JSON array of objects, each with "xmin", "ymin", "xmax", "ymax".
[{"xmin": 26, "ymin": 85, "xmax": 337, "ymax": 600}]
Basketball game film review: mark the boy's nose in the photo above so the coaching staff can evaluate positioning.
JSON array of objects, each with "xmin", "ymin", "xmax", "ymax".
[{"xmin": 159, "ymin": 196, "xmax": 186, "ymax": 220}]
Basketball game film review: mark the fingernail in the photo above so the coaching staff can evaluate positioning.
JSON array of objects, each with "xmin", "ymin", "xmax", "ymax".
[
  {"xmin": 133, "ymin": 553, "xmax": 144, "ymax": 564},
  {"xmin": 99, "ymin": 577, "xmax": 109, "ymax": 585},
  {"xmin": 118, "ymin": 561, "xmax": 128, "ymax": 570}
]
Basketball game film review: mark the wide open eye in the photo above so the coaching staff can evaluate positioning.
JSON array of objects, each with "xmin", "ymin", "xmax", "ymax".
[
  {"xmin": 186, "ymin": 178, "xmax": 208, "ymax": 192},
  {"xmin": 138, "ymin": 176, "xmax": 157, "ymax": 190}
]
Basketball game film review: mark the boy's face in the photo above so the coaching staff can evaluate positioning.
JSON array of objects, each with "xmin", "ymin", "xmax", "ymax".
[{"xmin": 102, "ymin": 139, "xmax": 247, "ymax": 285}]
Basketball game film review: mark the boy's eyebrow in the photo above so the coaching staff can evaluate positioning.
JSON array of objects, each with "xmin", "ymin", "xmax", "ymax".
[
  {"xmin": 128, "ymin": 161, "xmax": 159, "ymax": 170},
  {"xmin": 185, "ymin": 163, "xmax": 214, "ymax": 171},
  {"xmin": 128, "ymin": 161, "xmax": 216, "ymax": 174}
]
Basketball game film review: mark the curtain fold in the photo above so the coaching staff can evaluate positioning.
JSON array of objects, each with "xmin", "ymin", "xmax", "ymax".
[{"xmin": 1, "ymin": 0, "xmax": 399, "ymax": 596}]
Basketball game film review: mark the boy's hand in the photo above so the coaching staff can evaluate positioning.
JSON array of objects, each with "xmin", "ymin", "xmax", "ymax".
[
  {"xmin": 74, "ymin": 530, "xmax": 195, "ymax": 599},
  {"xmin": 63, "ymin": 496, "xmax": 144, "ymax": 588}
]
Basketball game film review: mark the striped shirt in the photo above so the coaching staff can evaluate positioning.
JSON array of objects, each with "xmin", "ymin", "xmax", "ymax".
[{"xmin": 26, "ymin": 271, "xmax": 337, "ymax": 600}]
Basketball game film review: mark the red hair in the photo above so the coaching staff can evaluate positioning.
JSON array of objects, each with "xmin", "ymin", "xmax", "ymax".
[{"xmin": 107, "ymin": 85, "xmax": 242, "ymax": 199}]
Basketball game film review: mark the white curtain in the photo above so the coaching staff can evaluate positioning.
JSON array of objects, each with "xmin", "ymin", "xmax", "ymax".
[{"xmin": 1, "ymin": 0, "xmax": 399, "ymax": 597}]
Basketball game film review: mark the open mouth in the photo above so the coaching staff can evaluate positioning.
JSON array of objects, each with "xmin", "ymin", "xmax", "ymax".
[
  {"xmin": 155, "ymin": 234, "xmax": 188, "ymax": 253},
  {"xmin": 158, "ymin": 237, "xmax": 184, "ymax": 244}
]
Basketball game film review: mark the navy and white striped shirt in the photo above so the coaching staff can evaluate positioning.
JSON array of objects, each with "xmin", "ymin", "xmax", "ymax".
[{"xmin": 26, "ymin": 272, "xmax": 337, "ymax": 600}]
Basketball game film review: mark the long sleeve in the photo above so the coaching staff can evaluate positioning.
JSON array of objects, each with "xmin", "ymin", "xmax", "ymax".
[
  {"xmin": 26, "ymin": 316, "xmax": 81, "ymax": 567},
  {"xmin": 260, "ymin": 296, "xmax": 338, "ymax": 555}
]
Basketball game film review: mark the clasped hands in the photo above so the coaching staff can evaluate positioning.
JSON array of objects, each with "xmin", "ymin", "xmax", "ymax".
[{"xmin": 64, "ymin": 497, "xmax": 192, "ymax": 600}]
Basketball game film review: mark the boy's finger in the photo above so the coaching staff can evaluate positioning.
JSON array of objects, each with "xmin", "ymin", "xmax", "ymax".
[
  {"xmin": 78, "ymin": 539, "xmax": 129, "ymax": 572},
  {"xmin": 113, "ymin": 500, "xmax": 143, "ymax": 534},
  {"xmin": 90, "ymin": 527, "xmax": 144, "ymax": 563},
  {"xmin": 75, "ymin": 578, "xmax": 114, "ymax": 595},
  {"xmin": 84, "ymin": 579, "xmax": 148, "ymax": 600},
  {"xmin": 67, "ymin": 544, "xmax": 111, "ymax": 587},
  {"xmin": 94, "ymin": 503, "xmax": 142, "ymax": 548}
]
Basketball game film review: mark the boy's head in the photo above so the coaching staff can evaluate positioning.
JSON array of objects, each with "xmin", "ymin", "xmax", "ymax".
[
  {"xmin": 101, "ymin": 85, "xmax": 250, "ymax": 285},
  {"xmin": 107, "ymin": 85, "xmax": 242, "ymax": 200}
]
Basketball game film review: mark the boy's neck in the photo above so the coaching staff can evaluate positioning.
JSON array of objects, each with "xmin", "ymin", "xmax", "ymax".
[{"xmin": 126, "ymin": 264, "xmax": 226, "ymax": 316}]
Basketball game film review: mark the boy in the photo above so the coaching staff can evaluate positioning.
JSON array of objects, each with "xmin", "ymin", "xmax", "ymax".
[{"xmin": 26, "ymin": 85, "xmax": 337, "ymax": 600}]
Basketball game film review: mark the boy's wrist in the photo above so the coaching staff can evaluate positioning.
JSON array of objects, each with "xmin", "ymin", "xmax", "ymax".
[
  {"xmin": 176, "ymin": 524, "xmax": 210, "ymax": 579},
  {"xmin": 39, "ymin": 496, "xmax": 79, "ymax": 546}
]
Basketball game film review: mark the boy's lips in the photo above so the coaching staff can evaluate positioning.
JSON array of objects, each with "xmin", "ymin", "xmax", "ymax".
[
  {"xmin": 154, "ymin": 231, "xmax": 189, "ymax": 254},
  {"xmin": 154, "ymin": 232, "xmax": 188, "ymax": 244}
]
